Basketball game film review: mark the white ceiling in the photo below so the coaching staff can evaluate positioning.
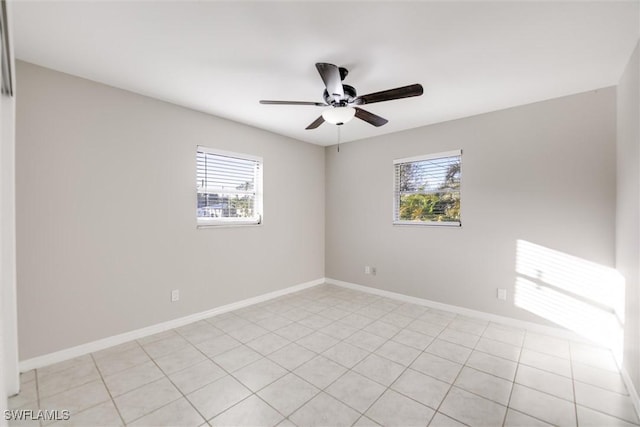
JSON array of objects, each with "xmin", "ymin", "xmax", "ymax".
[{"xmin": 12, "ymin": 1, "xmax": 640, "ymax": 146}]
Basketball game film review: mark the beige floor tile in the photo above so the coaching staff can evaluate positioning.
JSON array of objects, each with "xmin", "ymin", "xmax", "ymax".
[
  {"xmin": 129, "ymin": 397, "xmax": 204, "ymax": 427},
  {"xmin": 322, "ymin": 342, "xmax": 369, "ymax": 368},
  {"xmin": 289, "ymin": 392, "xmax": 360, "ymax": 427},
  {"xmin": 523, "ymin": 333, "xmax": 570, "ymax": 359},
  {"xmin": 439, "ymin": 328, "xmax": 481, "ymax": 348},
  {"xmin": 50, "ymin": 401, "xmax": 123, "ymax": 427},
  {"xmin": 454, "ymin": 366, "xmax": 513, "ymax": 405},
  {"xmin": 153, "ymin": 345, "xmax": 206, "ymax": 375},
  {"xmin": 195, "ymin": 334, "xmax": 242, "ymax": 358},
  {"xmin": 40, "ymin": 380, "xmax": 111, "ymax": 416},
  {"xmin": 576, "ymin": 405, "xmax": 640, "ymax": 427},
  {"xmin": 226, "ymin": 324, "xmax": 270, "ymax": 343},
  {"xmin": 103, "ymin": 360, "xmax": 164, "ymax": 397},
  {"xmin": 475, "ymin": 337, "xmax": 521, "ymax": 362},
  {"xmin": 212, "ymin": 345, "xmax": 262, "ymax": 372},
  {"xmin": 141, "ymin": 334, "xmax": 190, "ymax": 359},
  {"xmin": 573, "ymin": 361, "xmax": 628, "ymax": 394},
  {"xmin": 234, "ymin": 357, "xmax": 288, "ymax": 392},
  {"xmin": 426, "ymin": 339, "xmax": 472, "ymax": 364},
  {"xmin": 320, "ymin": 322, "xmax": 359, "ymax": 340},
  {"xmin": 352, "ymin": 353, "xmax": 405, "ymax": 387},
  {"xmin": 343, "ymin": 330, "xmax": 386, "ymax": 352},
  {"xmin": 482, "ymin": 324, "xmax": 525, "ymax": 347},
  {"xmin": 37, "ymin": 355, "xmax": 94, "ymax": 379},
  {"xmin": 503, "ymin": 409, "xmax": 552, "ymax": 427},
  {"xmin": 375, "ymin": 340, "xmax": 421, "ymax": 366},
  {"xmin": 362, "ymin": 320, "xmax": 401, "ymax": 339},
  {"xmin": 574, "ymin": 381, "xmax": 639, "ymax": 424},
  {"xmin": 447, "ymin": 318, "xmax": 488, "ymax": 336},
  {"xmin": 439, "ymin": 386, "xmax": 506, "ymax": 427},
  {"xmin": 38, "ymin": 362, "xmax": 101, "ymax": 398},
  {"xmin": 428, "ymin": 412, "xmax": 467, "ymax": 427},
  {"xmin": 257, "ymin": 373, "xmax": 320, "ymax": 416},
  {"xmin": 410, "ymin": 352, "xmax": 462, "ymax": 384},
  {"xmin": 352, "ymin": 416, "xmax": 381, "ymax": 427},
  {"xmin": 366, "ymin": 389, "xmax": 435, "ymax": 427},
  {"xmin": 515, "ymin": 364, "xmax": 574, "ymax": 401},
  {"xmin": 293, "ymin": 355, "xmax": 347, "ymax": 389},
  {"xmin": 94, "ymin": 346, "xmax": 151, "ymax": 377},
  {"xmin": 113, "ymin": 377, "xmax": 181, "ymax": 423},
  {"xmin": 508, "ymin": 384, "xmax": 576, "ymax": 427},
  {"xmin": 273, "ymin": 323, "xmax": 314, "ymax": 341},
  {"xmin": 168, "ymin": 360, "xmax": 226, "ymax": 395},
  {"xmin": 210, "ymin": 395, "xmax": 283, "ymax": 427},
  {"xmin": 391, "ymin": 329, "xmax": 434, "ymax": 351},
  {"xmin": 466, "ymin": 350, "xmax": 517, "ymax": 381},
  {"xmin": 391, "ymin": 368, "xmax": 450, "ymax": 409},
  {"xmin": 176, "ymin": 321, "xmax": 224, "ymax": 345},
  {"xmin": 325, "ymin": 371, "xmax": 386, "ymax": 413},
  {"xmin": 246, "ymin": 333, "xmax": 291, "ymax": 355},
  {"xmin": 519, "ymin": 348, "xmax": 572, "ymax": 378},
  {"xmin": 267, "ymin": 343, "xmax": 316, "ymax": 371},
  {"xmin": 295, "ymin": 331, "xmax": 339, "ymax": 354},
  {"xmin": 8, "ymin": 379, "xmax": 38, "ymax": 409},
  {"xmin": 186, "ymin": 375, "xmax": 251, "ymax": 420}
]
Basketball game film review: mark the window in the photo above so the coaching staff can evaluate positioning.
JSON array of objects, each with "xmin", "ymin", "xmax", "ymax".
[
  {"xmin": 196, "ymin": 146, "xmax": 263, "ymax": 226},
  {"xmin": 393, "ymin": 149, "xmax": 461, "ymax": 226}
]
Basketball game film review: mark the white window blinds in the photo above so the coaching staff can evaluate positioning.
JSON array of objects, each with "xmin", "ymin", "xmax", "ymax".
[
  {"xmin": 393, "ymin": 150, "xmax": 461, "ymax": 226},
  {"xmin": 196, "ymin": 146, "xmax": 263, "ymax": 226}
]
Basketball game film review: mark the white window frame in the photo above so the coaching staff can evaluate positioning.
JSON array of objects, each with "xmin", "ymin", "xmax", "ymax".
[
  {"xmin": 393, "ymin": 149, "xmax": 462, "ymax": 227},
  {"xmin": 196, "ymin": 146, "xmax": 263, "ymax": 228}
]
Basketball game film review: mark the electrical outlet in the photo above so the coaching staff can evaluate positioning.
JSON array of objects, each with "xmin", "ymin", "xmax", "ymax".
[
  {"xmin": 497, "ymin": 288, "xmax": 507, "ymax": 301},
  {"xmin": 171, "ymin": 289, "xmax": 180, "ymax": 302},
  {"xmin": 365, "ymin": 266, "xmax": 371, "ymax": 274}
]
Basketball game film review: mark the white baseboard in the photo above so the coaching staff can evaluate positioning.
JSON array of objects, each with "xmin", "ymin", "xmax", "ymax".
[
  {"xmin": 19, "ymin": 278, "xmax": 324, "ymax": 372},
  {"xmin": 325, "ymin": 278, "xmax": 586, "ymax": 342}
]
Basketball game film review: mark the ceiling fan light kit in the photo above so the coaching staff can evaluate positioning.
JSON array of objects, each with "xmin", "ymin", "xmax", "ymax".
[
  {"xmin": 322, "ymin": 106, "xmax": 356, "ymax": 125},
  {"xmin": 259, "ymin": 62, "xmax": 423, "ymax": 130}
]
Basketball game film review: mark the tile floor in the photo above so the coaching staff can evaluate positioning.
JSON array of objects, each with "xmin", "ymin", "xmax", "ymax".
[{"xmin": 7, "ymin": 284, "xmax": 640, "ymax": 427}]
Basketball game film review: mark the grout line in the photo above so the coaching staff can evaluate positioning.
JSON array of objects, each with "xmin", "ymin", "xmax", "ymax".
[
  {"xmin": 421, "ymin": 316, "xmax": 475, "ymax": 427},
  {"xmin": 35, "ymin": 369, "xmax": 41, "ymax": 427},
  {"xmin": 135, "ymin": 343, "xmax": 209, "ymax": 425},
  {"xmin": 89, "ymin": 353, "xmax": 127, "ymax": 427},
  {"xmin": 569, "ymin": 338, "xmax": 579, "ymax": 426},
  {"xmin": 502, "ymin": 328, "xmax": 526, "ymax": 427}
]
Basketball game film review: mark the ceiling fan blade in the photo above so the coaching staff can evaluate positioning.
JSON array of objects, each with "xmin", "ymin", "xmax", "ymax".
[
  {"xmin": 354, "ymin": 84, "xmax": 423, "ymax": 105},
  {"xmin": 354, "ymin": 107, "xmax": 388, "ymax": 127},
  {"xmin": 260, "ymin": 100, "xmax": 326, "ymax": 106},
  {"xmin": 305, "ymin": 116, "xmax": 325, "ymax": 130},
  {"xmin": 316, "ymin": 63, "xmax": 344, "ymax": 99}
]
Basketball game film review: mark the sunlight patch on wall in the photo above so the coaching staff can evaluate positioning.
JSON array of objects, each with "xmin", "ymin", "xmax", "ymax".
[{"xmin": 515, "ymin": 240, "xmax": 624, "ymax": 356}]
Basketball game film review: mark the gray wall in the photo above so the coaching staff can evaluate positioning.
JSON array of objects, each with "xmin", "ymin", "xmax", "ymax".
[
  {"xmin": 617, "ymin": 41, "xmax": 640, "ymax": 401},
  {"xmin": 326, "ymin": 88, "xmax": 617, "ymax": 327},
  {"xmin": 15, "ymin": 61, "xmax": 325, "ymax": 360}
]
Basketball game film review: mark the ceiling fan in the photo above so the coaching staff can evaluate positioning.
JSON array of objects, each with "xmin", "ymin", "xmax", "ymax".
[{"xmin": 260, "ymin": 63, "xmax": 424, "ymax": 130}]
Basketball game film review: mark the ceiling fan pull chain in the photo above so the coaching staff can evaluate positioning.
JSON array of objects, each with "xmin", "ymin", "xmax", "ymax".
[{"xmin": 337, "ymin": 125, "xmax": 341, "ymax": 152}]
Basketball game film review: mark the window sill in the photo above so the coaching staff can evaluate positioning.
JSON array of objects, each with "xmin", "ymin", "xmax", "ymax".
[
  {"xmin": 393, "ymin": 220, "xmax": 461, "ymax": 227},
  {"xmin": 197, "ymin": 219, "xmax": 262, "ymax": 229}
]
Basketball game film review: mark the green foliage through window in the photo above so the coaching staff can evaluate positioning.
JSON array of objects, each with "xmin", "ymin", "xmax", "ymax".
[{"xmin": 394, "ymin": 151, "xmax": 461, "ymax": 224}]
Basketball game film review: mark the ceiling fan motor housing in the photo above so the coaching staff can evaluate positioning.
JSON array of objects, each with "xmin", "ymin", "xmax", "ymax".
[{"xmin": 324, "ymin": 84, "xmax": 357, "ymax": 106}]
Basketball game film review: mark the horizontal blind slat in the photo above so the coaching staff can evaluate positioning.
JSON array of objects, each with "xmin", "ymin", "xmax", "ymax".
[{"xmin": 196, "ymin": 148, "xmax": 262, "ymax": 224}]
